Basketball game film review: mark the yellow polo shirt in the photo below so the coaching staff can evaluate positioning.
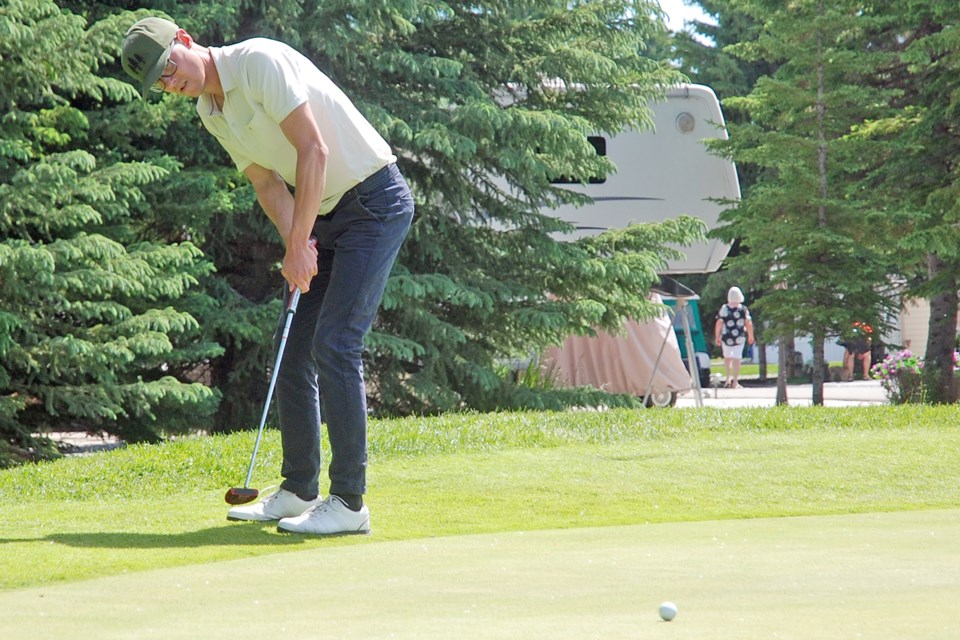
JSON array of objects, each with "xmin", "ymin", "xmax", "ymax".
[{"xmin": 197, "ymin": 38, "xmax": 396, "ymax": 215}]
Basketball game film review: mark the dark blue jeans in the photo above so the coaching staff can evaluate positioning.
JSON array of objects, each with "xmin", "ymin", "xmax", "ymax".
[{"xmin": 274, "ymin": 163, "xmax": 413, "ymax": 498}]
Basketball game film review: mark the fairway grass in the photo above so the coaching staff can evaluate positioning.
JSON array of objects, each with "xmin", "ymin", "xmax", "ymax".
[
  {"xmin": 2, "ymin": 510, "xmax": 958, "ymax": 639},
  {"xmin": 2, "ymin": 405, "xmax": 959, "ymax": 592}
]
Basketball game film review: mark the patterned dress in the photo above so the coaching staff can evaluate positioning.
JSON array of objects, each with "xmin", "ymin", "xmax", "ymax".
[{"xmin": 718, "ymin": 304, "xmax": 751, "ymax": 346}]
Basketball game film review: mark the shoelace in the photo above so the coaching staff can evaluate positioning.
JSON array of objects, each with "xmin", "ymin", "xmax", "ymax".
[
  {"xmin": 256, "ymin": 486, "xmax": 281, "ymax": 504},
  {"xmin": 304, "ymin": 498, "xmax": 337, "ymax": 518}
]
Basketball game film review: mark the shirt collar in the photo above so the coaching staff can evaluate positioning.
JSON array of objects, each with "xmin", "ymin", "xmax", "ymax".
[
  {"xmin": 209, "ymin": 46, "xmax": 237, "ymax": 94},
  {"xmin": 198, "ymin": 46, "xmax": 236, "ymax": 116}
]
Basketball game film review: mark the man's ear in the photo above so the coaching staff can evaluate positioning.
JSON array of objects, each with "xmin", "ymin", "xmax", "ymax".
[{"xmin": 175, "ymin": 28, "xmax": 194, "ymax": 47}]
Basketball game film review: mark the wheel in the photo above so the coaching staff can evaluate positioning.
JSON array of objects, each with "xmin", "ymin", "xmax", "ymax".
[{"xmin": 645, "ymin": 390, "xmax": 677, "ymax": 408}]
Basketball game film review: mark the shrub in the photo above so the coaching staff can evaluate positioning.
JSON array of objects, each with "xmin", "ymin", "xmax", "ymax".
[
  {"xmin": 870, "ymin": 349, "xmax": 960, "ymax": 404},
  {"xmin": 871, "ymin": 350, "xmax": 924, "ymax": 404}
]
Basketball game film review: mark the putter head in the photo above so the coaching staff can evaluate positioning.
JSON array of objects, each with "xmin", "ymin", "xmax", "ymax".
[{"xmin": 224, "ymin": 487, "xmax": 259, "ymax": 505}]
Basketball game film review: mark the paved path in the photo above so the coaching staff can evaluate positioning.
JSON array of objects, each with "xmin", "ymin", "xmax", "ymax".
[{"xmin": 676, "ymin": 379, "xmax": 887, "ymax": 408}]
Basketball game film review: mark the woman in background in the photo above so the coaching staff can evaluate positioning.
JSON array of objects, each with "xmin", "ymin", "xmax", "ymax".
[{"xmin": 714, "ymin": 286, "xmax": 755, "ymax": 389}]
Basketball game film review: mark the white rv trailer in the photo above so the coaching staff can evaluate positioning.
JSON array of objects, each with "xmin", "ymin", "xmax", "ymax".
[
  {"xmin": 546, "ymin": 83, "xmax": 738, "ymax": 274},
  {"xmin": 538, "ymin": 84, "xmax": 741, "ymax": 404}
]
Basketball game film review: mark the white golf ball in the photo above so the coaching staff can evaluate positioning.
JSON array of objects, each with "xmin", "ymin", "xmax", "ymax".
[{"xmin": 659, "ymin": 601, "xmax": 678, "ymax": 621}]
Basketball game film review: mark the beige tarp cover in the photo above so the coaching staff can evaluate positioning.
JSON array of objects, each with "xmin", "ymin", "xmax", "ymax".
[{"xmin": 543, "ymin": 299, "xmax": 692, "ymax": 396}]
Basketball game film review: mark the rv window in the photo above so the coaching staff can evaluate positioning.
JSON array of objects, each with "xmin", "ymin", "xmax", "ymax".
[{"xmin": 550, "ymin": 136, "xmax": 607, "ymax": 185}]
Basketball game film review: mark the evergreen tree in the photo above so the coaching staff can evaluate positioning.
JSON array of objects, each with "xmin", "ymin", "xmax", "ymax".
[
  {"xmin": 670, "ymin": 1, "xmax": 781, "ymax": 377},
  {"xmin": 673, "ymin": 0, "xmax": 775, "ymax": 102},
  {"xmin": 297, "ymin": 0, "xmax": 700, "ymax": 413},
  {"xmin": 98, "ymin": 1, "xmax": 702, "ymax": 418},
  {"xmin": 713, "ymin": 0, "xmax": 898, "ymax": 404},
  {"xmin": 861, "ymin": 3, "xmax": 960, "ymax": 402},
  {"xmin": 58, "ymin": 0, "xmax": 291, "ymax": 435},
  {"xmin": 0, "ymin": 0, "xmax": 219, "ymax": 464}
]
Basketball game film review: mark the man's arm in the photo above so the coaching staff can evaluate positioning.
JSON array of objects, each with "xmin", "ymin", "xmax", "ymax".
[
  {"xmin": 244, "ymin": 163, "xmax": 295, "ymax": 240},
  {"xmin": 242, "ymin": 102, "xmax": 327, "ymax": 293},
  {"xmin": 278, "ymin": 102, "xmax": 327, "ymax": 293}
]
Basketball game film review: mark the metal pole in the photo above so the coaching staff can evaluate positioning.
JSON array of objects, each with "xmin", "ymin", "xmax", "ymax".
[{"xmin": 677, "ymin": 298, "xmax": 704, "ymax": 408}]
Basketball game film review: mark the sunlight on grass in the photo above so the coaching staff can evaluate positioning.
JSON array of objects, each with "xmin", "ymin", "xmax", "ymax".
[{"xmin": 1, "ymin": 405, "xmax": 959, "ymax": 589}]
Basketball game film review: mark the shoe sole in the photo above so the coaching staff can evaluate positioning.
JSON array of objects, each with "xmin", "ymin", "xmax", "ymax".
[
  {"xmin": 226, "ymin": 515, "xmax": 282, "ymax": 522},
  {"xmin": 276, "ymin": 526, "xmax": 372, "ymax": 537}
]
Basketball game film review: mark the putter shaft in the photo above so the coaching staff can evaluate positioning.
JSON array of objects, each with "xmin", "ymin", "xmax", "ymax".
[{"xmin": 241, "ymin": 288, "xmax": 302, "ymax": 490}]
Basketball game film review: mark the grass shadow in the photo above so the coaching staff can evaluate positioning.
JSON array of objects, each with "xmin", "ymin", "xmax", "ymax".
[{"xmin": 44, "ymin": 524, "xmax": 309, "ymax": 549}]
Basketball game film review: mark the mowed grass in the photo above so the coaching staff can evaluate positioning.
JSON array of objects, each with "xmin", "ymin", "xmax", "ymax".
[
  {"xmin": 714, "ymin": 360, "xmax": 847, "ymax": 378},
  {"xmin": 1, "ymin": 404, "xmax": 959, "ymax": 590}
]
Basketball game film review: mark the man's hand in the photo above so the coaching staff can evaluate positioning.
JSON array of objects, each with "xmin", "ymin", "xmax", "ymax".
[{"xmin": 281, "ymin": 240, "xmax": 318, "ymax": 293}]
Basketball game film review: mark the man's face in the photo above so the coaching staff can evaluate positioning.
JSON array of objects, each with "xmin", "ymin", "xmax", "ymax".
[{"xmin": 155, "ymin": 39, "xmax": 204, "ymax": 98}]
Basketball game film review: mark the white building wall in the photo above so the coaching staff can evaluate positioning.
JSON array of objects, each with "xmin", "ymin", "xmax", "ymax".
[
  {"xmin": 757, "ymin": 297, "xmax": 949, "ymax": 366},
  {"xmin": 898, "ymin": 297, "xmax": 930, "ymax": 353},
  {"xmin": 761, "ymin": 339, "xmax": 846, "ymax": 366}
]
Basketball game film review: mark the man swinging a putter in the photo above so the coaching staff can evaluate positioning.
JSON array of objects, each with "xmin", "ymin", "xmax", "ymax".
[{"xmin": 121, "ymin": 17, "xmax": 414, "ymax": 535}]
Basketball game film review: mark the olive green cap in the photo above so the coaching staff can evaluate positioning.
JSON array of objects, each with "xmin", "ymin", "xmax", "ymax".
[{"xmin": 121, "ymin": 17, "xmax": 178, "ymax": 99}]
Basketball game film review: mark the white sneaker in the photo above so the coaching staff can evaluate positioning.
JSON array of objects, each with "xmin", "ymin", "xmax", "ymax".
[
  {"xmin": 277, "ymin": 496, "xmax": 371, "ymax": 536},
  {"xmin": 227, "ymin": 489, "xmax": 322, "ymax": 522}
]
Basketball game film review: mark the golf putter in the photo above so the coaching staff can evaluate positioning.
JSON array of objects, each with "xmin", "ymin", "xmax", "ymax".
[{"xmin": 224, "ymin": 286, "xmax": 303, "ymax": 505}]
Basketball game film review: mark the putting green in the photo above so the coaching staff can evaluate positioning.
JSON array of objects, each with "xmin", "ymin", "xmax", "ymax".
[{"xmin": 3, "ymin": 509, "xmax": 958, "ymax": 639}]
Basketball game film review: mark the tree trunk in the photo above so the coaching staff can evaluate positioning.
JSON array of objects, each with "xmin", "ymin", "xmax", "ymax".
[
  {"xmin": 811, "ymin": 328, "xmax": 825, "ymax": 406},
  {"xmin": 811, "ymin": 15, "xmax": 827, "ymax": 407},
  {"xmin": 757, "ymin": 338, "xmax": 768, "ymax": 381},
  {"xmin": 783, "ymin": 336, "xmax": 800, "ymax": 378},
  {"xmin": 923, "ymin": 254, "xmax": 959, "ymax": 404},
  {"xmin": 777, "ymin": 336, "xmax": 789, "ymax": 405}
]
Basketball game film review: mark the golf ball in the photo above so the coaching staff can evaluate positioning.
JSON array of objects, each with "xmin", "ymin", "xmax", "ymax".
[{"xmin": 659, "ymin": 601, "xmax": 678, "ymax": 621}]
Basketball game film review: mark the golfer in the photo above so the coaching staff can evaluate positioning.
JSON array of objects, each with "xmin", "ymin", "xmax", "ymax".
[{"xmin": 121, "ymin": 17, "xmax": 414, "ymax": 535}]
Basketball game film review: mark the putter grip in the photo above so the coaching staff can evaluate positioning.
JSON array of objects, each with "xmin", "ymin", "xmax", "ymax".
[{"xmin": 287, "ymin": 287, "xmax": 302, "ymax": 313}]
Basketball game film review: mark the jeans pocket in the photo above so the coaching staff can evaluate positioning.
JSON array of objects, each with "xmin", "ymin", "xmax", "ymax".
[{"xmin": 357, "ymin": 179, "xmax": 414, "ymax": 224}]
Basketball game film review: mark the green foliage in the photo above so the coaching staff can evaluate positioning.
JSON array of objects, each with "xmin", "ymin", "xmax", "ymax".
[
  {"xmin": 668, "ymin": 2, "xmax": 775, "ymax": 344},
  {"xmin": 288, "ymin": 1, "xmax": 693, "ymax": 414},
  {"xmin": 672, "ymin": 0, "xmax": 776, "ymax": 103},
  {"xmin": 91, "ymin": 1, "xmax": 697, "ymax": 422},
  {"xmin": 703, "ymin": 0, "xmax": 902, "ymax": 401},
  {"xmin": 0, "ymin": 0, "xmax": 707, "ymax": 467},
  {"xmin": 855, "ymin": 4, "xmax": 960, "ymax": 403},
  {"xmin": 0, "ymin": 0, "xmax": 221, "ymax": 465},
  {"xmin": 676, "ymin": 1, "xmax": 960, "ymax": 403}
]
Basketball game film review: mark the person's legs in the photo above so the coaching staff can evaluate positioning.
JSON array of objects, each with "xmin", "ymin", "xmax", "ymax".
[
  {"xmin": 730, "ymin": 356, "xmax": 742, "ymax": 388},
  {"xmin": 860, "ymin": 351, "xmax": 872, "ymax": 379},
  {"xmin": 721, "ymin": 344, "xmax": 744, "ymax": 387},
  {"xmin": 273, "ymin": 165, "xmax": 413, "ymax": 503},
  {"xmin": 274, "ymin": 275, "xmax": 326, "ymax": 499},
  {"xmin": 723, "ymin": 342, "xmax": 745, "ymax": 388},
  {"xmin": 843, "ymin": 349, "xmax": 854, "ymax": 381},
  {"xmin": 311, "ymin": 166, "xmax": 413, "ymax": 500}
]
